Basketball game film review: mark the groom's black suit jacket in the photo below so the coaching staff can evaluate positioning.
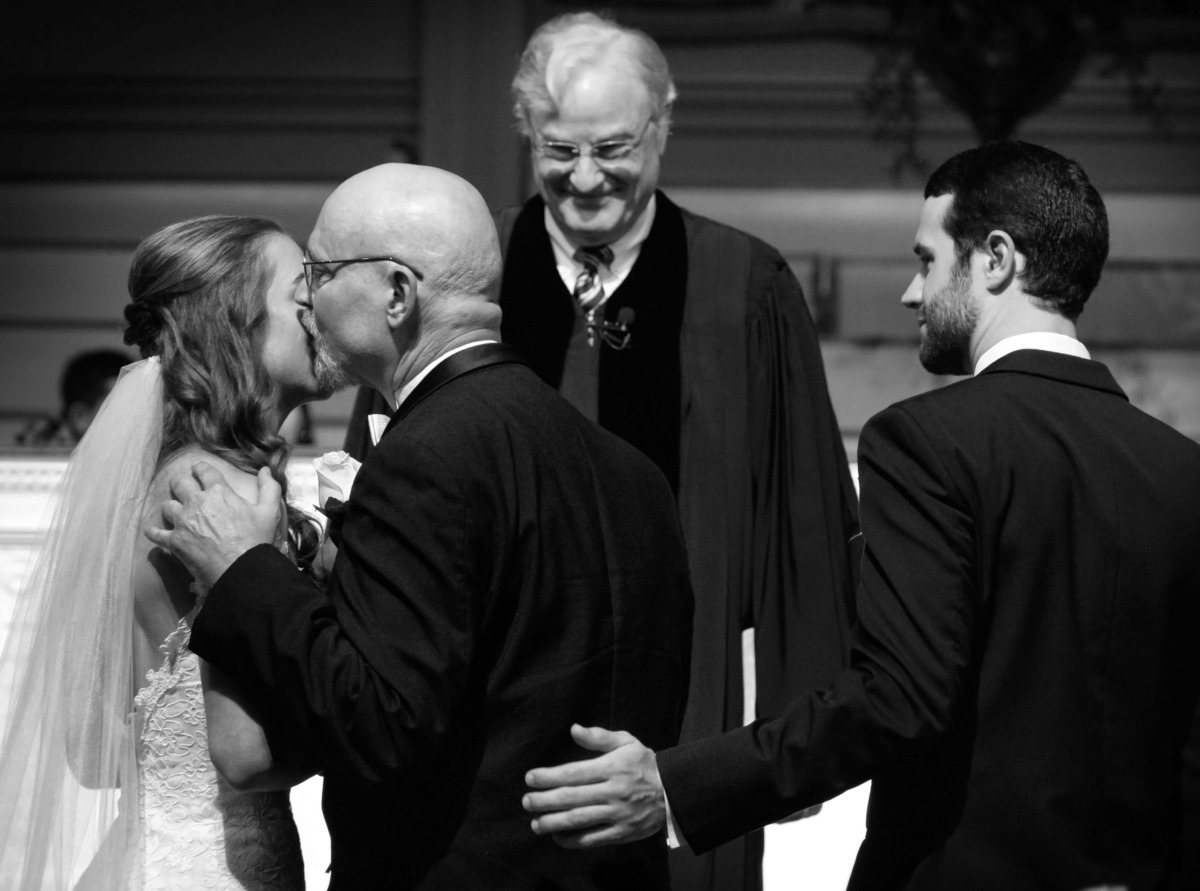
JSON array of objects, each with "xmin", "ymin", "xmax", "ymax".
[
  {"xmin": 659, "ymin": 349, "xmax": 1200, "ymax": 889},
  {"xmin": 192, "ymin": 345, "xmax": 693, "ymax": 889}
]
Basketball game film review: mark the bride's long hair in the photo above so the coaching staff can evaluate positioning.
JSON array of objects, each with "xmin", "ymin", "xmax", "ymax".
[{"xmin": 123, "ymin": 215, "xmax": 319, "ymax": 571}]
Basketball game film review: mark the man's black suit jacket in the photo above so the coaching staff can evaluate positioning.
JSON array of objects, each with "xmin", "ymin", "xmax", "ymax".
[
  {"xmin": 191, "ymin": 347, "xmax": 693, "ymax": 889},
  {"xmin": 659, "ymin": 349, "xmax": 1200, "ymax": 890}
]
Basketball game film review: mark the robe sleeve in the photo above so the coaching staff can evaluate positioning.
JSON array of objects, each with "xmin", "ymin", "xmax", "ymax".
[
  {"xmin": 660, "ymin": 403, "xmax": 976, "ymax": 852},
  {"xmin": 744, "ymin": 248, "xmax": 862, "ymax": 715}
]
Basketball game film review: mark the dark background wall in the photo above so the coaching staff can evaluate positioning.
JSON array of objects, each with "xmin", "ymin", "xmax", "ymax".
[{"xmin": 2, "ymin": 0, "xmax": 1197, "ymax": 451}]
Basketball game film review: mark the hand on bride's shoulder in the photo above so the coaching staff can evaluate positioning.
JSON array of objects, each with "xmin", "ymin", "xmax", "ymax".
[
  {"xmin": 155, "ymin": 447, "xmax": 264, "ymax": 506},
  {"xmin": 134, "ymin": 451, "xmax": 272, "ymax": 640},
  {"xmin": 143, "ymin": 449, "xmax": 283, "ymax": 590}
]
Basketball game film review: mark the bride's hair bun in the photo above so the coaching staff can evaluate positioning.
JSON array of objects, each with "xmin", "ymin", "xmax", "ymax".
[
  {"xmin": 122, "ymin": 215, "xmax": 228, "ymax": 359},
  {"xmin": 122, "ymin": 299, "xmax": 163, "ymax": 358}
]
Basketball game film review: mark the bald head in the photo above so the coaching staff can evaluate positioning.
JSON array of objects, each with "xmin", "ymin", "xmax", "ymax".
[
  {"xmin": 313, "ymin": 163, "xmax": 502, "ymax": 302},
  {"xmin": 304, "ymin": 163, "xmax": 503, "ymax": 400}
]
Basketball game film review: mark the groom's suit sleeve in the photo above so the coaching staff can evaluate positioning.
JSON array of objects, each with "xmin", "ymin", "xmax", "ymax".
[
  {"xmin": 656, "ymin": 403, "xmax": 980, "ymax": 851},
  {"xmin": 190, "ymin": 425, "xmax": 493, "ymax": 785}
]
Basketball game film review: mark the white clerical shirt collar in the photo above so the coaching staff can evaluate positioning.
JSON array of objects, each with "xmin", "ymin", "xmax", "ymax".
[
  {"xmin": 973, "ymin": 332, "xmax": 1090, "ymax": 376},
  {"xmin": 544, "ymin": 194, "xmax": 657, "ymax": 300}
]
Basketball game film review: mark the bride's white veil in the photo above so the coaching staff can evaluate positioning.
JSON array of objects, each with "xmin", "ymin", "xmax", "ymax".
[{"xmin": 0, "ymin": 357, "xmax": 163, "ymax": 890}]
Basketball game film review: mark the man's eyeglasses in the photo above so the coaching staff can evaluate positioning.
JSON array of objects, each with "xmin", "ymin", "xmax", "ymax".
[
  {"xmin": 302, "ymin": 254, "xmax": 425, "ymax": 292},
  {"xmin": 533, "ymin": 117, "xmax": 655, "ymax": 166}
]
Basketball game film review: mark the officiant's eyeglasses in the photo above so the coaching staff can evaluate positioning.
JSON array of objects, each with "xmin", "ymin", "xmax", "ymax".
[
  {"xmin": 302, "ymin": 253, "xmax": 425, "ymax": 292},
  {"xmin": 533, "ymin": 117, "xmax": 656, "ymax": 166}
]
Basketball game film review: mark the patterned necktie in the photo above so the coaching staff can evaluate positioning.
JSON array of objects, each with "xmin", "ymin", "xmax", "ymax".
[{"xmin": 572, "ymin": 244, "xmax": 614, "ymax": 314}]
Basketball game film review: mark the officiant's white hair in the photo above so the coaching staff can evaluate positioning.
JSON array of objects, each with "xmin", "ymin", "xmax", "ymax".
[{"xmin": 511, "ymin": 11, "xmax": 677, "ymax": 137}]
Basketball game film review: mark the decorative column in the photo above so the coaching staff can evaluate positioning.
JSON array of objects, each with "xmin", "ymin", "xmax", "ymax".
[{"xmin": 418, "ymin": 0, "xmax": 532, "ymax": 213}]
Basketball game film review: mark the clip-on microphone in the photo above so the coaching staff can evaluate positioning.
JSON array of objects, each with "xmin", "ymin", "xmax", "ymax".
[{"xmin": 588, "ymin": 306, "xmax": 635, "ymax": 351}]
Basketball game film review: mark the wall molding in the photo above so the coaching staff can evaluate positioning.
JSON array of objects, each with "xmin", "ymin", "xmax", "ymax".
[
  {"xmin": 8, "ymin": 182, "xmax": 1198, "ymax": 259},
  {"xmin": 6, "ymin": 75, "xmax": 418, "ymax": 130},
  {"xmin": 8, "ymin": 69, "xmax": 1189, "ymax": 144},
  {"xmin": 670, "ymin": 74, "xmax": 1199, "ymax": 139},
  {"xmin": 1, "ymin": 75, "xmax": 420, "ymax": 181}
]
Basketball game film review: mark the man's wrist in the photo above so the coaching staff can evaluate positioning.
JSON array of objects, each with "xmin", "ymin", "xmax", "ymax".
[
  {"xmin": 208, "ymin": 531, "xmax": 277, "ymax": 586},
  {"xmin": 194, "ymin": 550, "xmax": 243, "ymax": 589}
]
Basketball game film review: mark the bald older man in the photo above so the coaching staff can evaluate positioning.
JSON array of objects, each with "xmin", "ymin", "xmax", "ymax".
[{"xmin": 149, "ymin": 163, "xmax": 693, "ymax": 890}]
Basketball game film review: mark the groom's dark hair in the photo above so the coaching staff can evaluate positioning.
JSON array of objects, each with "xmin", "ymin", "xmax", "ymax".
[{"xmin": 925, "ymin": 140, "xmax": 1109, "ymax": 320}]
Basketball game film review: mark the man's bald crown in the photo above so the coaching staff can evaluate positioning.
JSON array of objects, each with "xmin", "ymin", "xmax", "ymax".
[{"xmin": 320, "ymin": 163, "xmax": 502, "ymax": 300}]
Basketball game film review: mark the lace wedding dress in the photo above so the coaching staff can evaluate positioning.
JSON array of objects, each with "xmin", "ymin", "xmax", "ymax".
[{"xmin": 129, "ymin": 600, "xmax": 305, "ymax": 890}]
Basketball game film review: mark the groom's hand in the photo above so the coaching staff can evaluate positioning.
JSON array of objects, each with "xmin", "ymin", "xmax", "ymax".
[
  {"xmin": 146, "ymin": 463, "xmax": 281, "ymax": 588},
  {"xmin": 522, "ymin": 724, "xmax": 666, "ymax": 848}
]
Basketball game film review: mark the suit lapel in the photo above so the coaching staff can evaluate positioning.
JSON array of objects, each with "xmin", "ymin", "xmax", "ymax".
[
  {"xmin": 981, "ymin": 349, "xmax": 1128, "ymax": 400},
  {"xmin": 382, "ymin": 343, "xmax": 526, "ymax": 437}
]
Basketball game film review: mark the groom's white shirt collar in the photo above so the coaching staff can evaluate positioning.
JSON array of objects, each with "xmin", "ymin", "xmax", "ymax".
[{"xmin": 973, "ymin": 332, "xmax": 1089, "ymax": 376}]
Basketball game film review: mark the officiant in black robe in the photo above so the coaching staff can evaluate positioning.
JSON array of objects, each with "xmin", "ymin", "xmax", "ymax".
[
  {"xmin": 493, "ymin": 188, "xmax": 861, "ymax": 732},
  {"xmin": 344, "ymin": 13, "xmax": 860, "ymax": 890}
]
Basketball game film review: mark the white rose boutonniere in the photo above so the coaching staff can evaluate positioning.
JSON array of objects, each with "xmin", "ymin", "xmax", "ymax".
[
  {"xmin": 313, "ymin": 451, "xmax": 361, "ymax": 546},
  {"xmin": 314, "ymin": 450, "xmax": 361, "ymax": 508}
]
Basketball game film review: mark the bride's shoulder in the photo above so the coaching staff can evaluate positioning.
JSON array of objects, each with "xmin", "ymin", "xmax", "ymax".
[
  {"xmin": 151, "ymin": 447, "xmax": 261, "ymax": 503},
  {"xmin": 135, "ymin": 447, "xmax": 265, "ymax": 648},
  {"xmin": 134, "ymin": 448, "xmax": 268, "ymax": 629}
]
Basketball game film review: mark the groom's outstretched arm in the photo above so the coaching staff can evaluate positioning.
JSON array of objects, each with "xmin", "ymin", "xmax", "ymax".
[{"xmin": 523, "ymin": 724, "xmax": 669, "ymax": 847}]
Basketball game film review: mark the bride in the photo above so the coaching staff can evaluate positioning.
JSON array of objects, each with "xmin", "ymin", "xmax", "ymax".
[{"xmin": 0, "ymin": 215, "xmax": 346, "ymax": 889}]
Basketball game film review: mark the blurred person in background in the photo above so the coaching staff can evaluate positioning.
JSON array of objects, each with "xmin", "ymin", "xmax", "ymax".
[{"xmin": 15, "ymin": 347, "xmax": 132, "ymax": 448}]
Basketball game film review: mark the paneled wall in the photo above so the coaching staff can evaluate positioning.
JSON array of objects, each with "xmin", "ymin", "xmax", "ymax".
[
  {"xmin": 0, "ymin": 0, "xmax": 425, "ymax": 447},
  {"xmin": 0, "ymin": 182, "xmax": 352, "ymax": 445},
  {"xmin": 5, "ymin": 181, "xmax": 1197, "ymax": 452},
  {"xmin": 2, "ymin": 2, "xmax": 1198, "ymax": 455},
  {"xmin": 669, "ymin": 187, "xmax": 1200, "ymax": 444},
  {"xmin": 1, "ymin": 0, "xmax": 422, "ymax": 181}
]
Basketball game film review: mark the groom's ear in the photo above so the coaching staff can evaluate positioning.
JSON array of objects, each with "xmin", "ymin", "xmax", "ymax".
[{"xmin": 385, "ymin": 267, "xmax": 417, "ymax": 330}]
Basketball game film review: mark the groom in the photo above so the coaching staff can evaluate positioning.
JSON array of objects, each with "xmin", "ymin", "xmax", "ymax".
[{"xmin": 148, "ymin": 163, "xmax": 693, "ymax": 889}]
